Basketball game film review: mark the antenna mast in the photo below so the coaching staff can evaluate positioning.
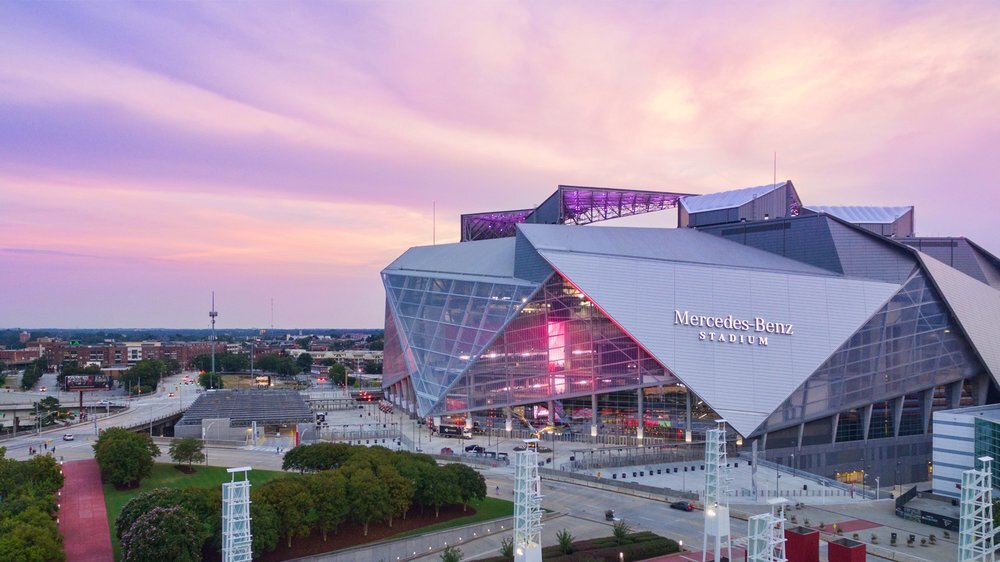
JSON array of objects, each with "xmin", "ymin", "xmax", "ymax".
[{"xmin": 210, "ymin": 291, "xmax": 218, "ymax": 388}]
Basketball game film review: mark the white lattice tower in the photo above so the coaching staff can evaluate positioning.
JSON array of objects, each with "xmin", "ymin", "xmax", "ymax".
[
  {"xmin": 703, "ymin": 420, "xmax": 732, "ymax": 562},
  {"xmin": 222, "ymin": 466, "xmax": 253, "ymax": 562},
  {"xmin": 959, "ymin": 456, "xmax": 996, "ymax": 562},
  {"xmin": 747, "ymin": 499, "xmax": 787, "ymax": 562},
  {"xmin": 514, "ymin": 444, "xmax": 543, "ymax": 562}
]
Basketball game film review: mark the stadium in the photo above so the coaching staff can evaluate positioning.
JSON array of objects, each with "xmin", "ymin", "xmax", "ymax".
[{"xmin": 381, "ymin": 182, "xmax": 1000, "ymax": 485}]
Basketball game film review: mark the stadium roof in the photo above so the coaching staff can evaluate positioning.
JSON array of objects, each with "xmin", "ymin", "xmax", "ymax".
[
  {"xmin": 517, "ymin": 223, "xmax": 834, "ymax": 276},
  {"xmin": 680, "ymin": 182, "xmax": 788, "ymax": 213},
  {"xmin": 176, "ymin": 389, "xmax": 314, "ymax": 427},
  {"xmin": 461, "ymin": 185, "xmax": 692, "ymax": 241},
  {"xmin": 806, "ymin": 205, "xmax": 912, "ymax": 224}
]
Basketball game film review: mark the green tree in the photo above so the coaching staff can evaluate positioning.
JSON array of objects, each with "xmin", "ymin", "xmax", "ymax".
[
  {"xmin": 363, "ymin": 360, "xmax": 381, "ymax": 375},
  {"xmin": 93, "ymin": 428, "xmax": 160, "ymax": 488},
  {"xmin": 282, "ymin": 442, "xmax": 356, "ymax": 473},
  {"xmin": 256, "ymin": 477, "xmax": 316, "ymax": 548},
  {"xmin": 168, "ymin": 438, "xmax": 205, "ymax": 469},
  {"xmin": 258, "ymin": 354, "xmax": 298, "ymax": 377},
  {"xmin": 121, "ymin": 506, "xmax": 202, "ymax": 562},
  {"xmin": 443, "ymin": 463, "xmax": 486, "ymax": 512},
  {"xmin": 309, "ymin": 470, "xmax": 349, "ymax": 541},
  {"xmin": 345, "ymin": 465, "xmax": 391, "ymax": 535},
  {"xmin": 120, "ymin": 359, "xmax": 166, "ymax": 395},
  {"xmin": 198, "ymin": 370, "xmax": 224, "ymax": 390},
  {"xmin": 20, "ymin": 358, "xmax": 47, "ymax": 390},
  {"xmin": 250, "ymin": 496, "xmax": 280, "ymax": 558},
  {"xmin": 378, "ymin": 463, "xmax": 413, "ymax": 527},
  {"xmin": 422, "ymin": 465, "xmax": 460, "ymax": 518},
  {"xmin": 0, "ymin": 506, "xmax": 65, "ymax": 562},
  {"xmin": 296, "ymin": 352, "xmax": 314, "ymax": 373},
  {"xmin": 180, "ymin": 486, "xmax": 222, "ymax": 550},
  {"xmin": 116, "ymin": 488, "xmax": 201, "ymax": 543},
  {"xmin": 329, "ymin": 363, "xmax": 347, "ymax": 386}
]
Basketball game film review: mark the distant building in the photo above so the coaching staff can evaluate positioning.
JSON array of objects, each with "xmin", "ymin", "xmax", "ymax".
[
  {"xmin": 932, "ymin": 404, "xmax": 1000, "ymax": 499},
  {"xmin": 18, "ymin": 331, "xmax": 31, "ymax": 344}
]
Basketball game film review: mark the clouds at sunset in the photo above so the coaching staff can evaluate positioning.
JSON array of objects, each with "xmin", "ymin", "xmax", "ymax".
[{"xmin": 1, "ymin": 1, "xmax": 998, "ymax": 327}]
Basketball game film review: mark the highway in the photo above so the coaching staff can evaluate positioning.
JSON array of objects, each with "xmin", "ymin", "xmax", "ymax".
[{"xmin": 1, "ymin": 372, "xmax": 199, "ymax": 461}]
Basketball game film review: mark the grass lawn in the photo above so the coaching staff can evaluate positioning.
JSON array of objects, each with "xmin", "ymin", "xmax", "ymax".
[
  {"xmin": 387, "ymin": 497, "xmax": 514, "ymax": 539},
  {"xmin": 104, "ymin": 463, "xmax": 284, "ymax": 561}
]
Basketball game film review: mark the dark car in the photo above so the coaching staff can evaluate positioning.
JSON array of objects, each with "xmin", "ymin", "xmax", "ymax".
[
  {"xmin": 670, "ymin": 501, "xmax": 694, "ymax": 512},
  {"xmin": 465, "ymin": 444, "xmax": 479, "ymax": 452}
]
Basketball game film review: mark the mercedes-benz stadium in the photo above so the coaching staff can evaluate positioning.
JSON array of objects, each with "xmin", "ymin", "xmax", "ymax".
[{"xmin": 381, "ymin": 181, "xmax": 1000, "ymax": 485}]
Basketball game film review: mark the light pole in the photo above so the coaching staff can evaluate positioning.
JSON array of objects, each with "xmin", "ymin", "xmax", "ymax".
[
  {"xmin": 895, "ymin": 461, "xmax": 901, "ymax": 496},
  {"xmin": 790, "ymin": 453, "xmax": 795, "ymax": 477}
]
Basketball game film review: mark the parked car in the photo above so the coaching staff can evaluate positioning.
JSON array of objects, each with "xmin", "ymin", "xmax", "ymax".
[
  {"xmin": 62, "ymin": 434, "xmax": 75, "ymax": 441},
  {"xmin": 670, "ymin": 501, "xmax": 695, "ymax": 512},
  {"xmin": 465, "ymin": 444, "xmax": 479, "ymax": 452}
]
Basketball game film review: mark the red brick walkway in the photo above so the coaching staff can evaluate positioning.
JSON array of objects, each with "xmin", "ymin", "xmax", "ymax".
[{"xmin": 59, "ymin": 459, "xmax": 113, "ymax": 562}]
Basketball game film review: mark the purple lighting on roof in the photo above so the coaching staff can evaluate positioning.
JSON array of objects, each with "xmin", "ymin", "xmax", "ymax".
[{"xmin": 460, "ymin": 185, "xmax": 695, "ymax": 241}]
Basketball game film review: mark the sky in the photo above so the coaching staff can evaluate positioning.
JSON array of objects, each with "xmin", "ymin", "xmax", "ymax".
[{"xmin": 1, "ymin": 2, "xmax": 998, "ymax": 329}]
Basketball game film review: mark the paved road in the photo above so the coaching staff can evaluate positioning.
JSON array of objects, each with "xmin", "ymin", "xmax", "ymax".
[{"xmin": 1, "ymin": 372, "xmax": 199, "ymax": 461}]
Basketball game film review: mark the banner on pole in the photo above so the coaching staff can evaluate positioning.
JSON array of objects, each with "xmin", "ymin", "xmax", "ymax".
[{"xmin": 751, "ymin": 440, "xmax": 758, "ymax": 501}]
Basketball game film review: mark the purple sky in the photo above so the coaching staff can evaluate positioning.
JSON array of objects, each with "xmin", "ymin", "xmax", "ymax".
[{"xmin": 1, "ymin": 2, "xmax": 998, "ymax": 329}]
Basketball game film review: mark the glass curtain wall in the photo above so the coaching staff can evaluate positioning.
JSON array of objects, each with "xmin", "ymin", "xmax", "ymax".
[
  {"xmin": 383, "ymin": 273, "xmax": 539, "ymax": 415},
  {"xmin": 762, "ymin": 270, "xmax": 983, "ymax": 435},
  {"xmin": 447, "ymin": 275, "xmax": 677, "ymax": 414}
]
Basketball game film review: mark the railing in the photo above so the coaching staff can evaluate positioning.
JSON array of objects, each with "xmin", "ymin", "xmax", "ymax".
[{"xmin": 741, "ymin": 453, "xmax": 876, "ymax": 500}]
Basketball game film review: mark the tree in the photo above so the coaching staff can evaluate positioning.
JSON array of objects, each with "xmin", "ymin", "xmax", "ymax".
[
  {"xmin": 329, "ymin": 363, "xmax": 347, "ymax": 386},
  {"xmin": 120, "ymin": 359, "xmax": 166, "ymax": 395},
  {"xmin": 309, "ymin": 470, "xmax": 349, "ymax": 541},
  {"xmin": 363, "ymin": 360, "xmax": 381, "ymax": 375},
  {"xmin": 421, "ymin": 465, "xmax": 460, "ymax": 518},
  {"xmin": 197, "ymin": 370, "xmax": 224, "ymax": 390},
  {"xmin": 345, "ymin": 465, "xmax": 391, "ymax": 535},
  {"xmin": 250, "ymin": 496, "xmax": 280, "ymax": 558},
  {"xmin": 377, "ymin": 463, "xmax": 413, "ymax": 527},
  {"xmin": 0, "ymin": 506, "xmax": 65, "ymax": 562},
  {"xmin": 93, "ymin": 428, "xmax": 160, "ymax": 488},
  {"xmin": 258, "ymin": 354, "xmax": 297, "ymax": 377},
  {"xmin": 256, "ymin": 477, "xmax": 316, "ymax": 548},
  {"xmin": 443, "ymin": 463, "xmax": 486, "ymax": 512},
  {"xmin": 282, "ymin": 442, "xmax": 356, "ymax": 473},
  {"xmin": 116, "ymin": 488, "xmax": 201, "ymax": 542},
  {"xmin": 296, "ymin": 352, "xmax": 314, "ymax": 373},
  {"xmin": 120, "ymin": 506, "xmax": 202, "ymax": 562},
  {"xmin": 168, "ymin": 438, "xmax": 205, "ymax": 469}
]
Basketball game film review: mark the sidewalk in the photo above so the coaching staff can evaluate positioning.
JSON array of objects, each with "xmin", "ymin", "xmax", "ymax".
[{"xmin": 58, "ymin": 459, "xmax": 113, "ymax": 562}]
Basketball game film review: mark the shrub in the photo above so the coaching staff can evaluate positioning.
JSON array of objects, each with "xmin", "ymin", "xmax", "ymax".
[
  {"xmin": 557, "ymin": 528, "xmax": 574, "ymax": 554},
  {"xmin": 499, "ymin": 535, "xmax": 514, "ymax": 559},
  {"xmin": 440, "ymin": 544, "xmax": 463, "ymax": 562},
  {"xmin": 613, "ymin": 519, "xmax": 633, "ymax": 545}
]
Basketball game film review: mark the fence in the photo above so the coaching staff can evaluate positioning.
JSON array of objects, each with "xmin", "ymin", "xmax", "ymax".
[
  {"xmin": 538, "ymin": 466, "xmax": 699, "ymax": 501},
  {"xmin": 741, "ymin": 453, "xmax": 876, "ymax": 500}
]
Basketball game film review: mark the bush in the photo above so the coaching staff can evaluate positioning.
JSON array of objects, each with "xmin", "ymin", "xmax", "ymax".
[
  {"xmin": 613, "ymin": 519, "xmax": 633, "ymax": 545},
  {"xmin": 116, "ymin": 488, "xmax": 201, "ymax": 542},
  {"xmin": 557, "ymin": 528, "xmax": 575, "ymax": 554},
  {"xmin": 440, "ymin": 544, "xmax": 463, "ymax": 562},
  {"xmin": 499, "ymin": 535, "xmax": 514, "ymax": 559}
]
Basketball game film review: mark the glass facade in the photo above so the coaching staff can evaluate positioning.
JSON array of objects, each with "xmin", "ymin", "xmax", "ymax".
[
  {"xmin": 974, "ymin": 417, "xmax": 1000, "ymax": 486},
  {"xmin": 383, "ymin": 273, "xmax": 539, "ymax": 415},
  {"xmin": 763, "ymin": 270, "xmax": 983, "ymax": 434},
  {"xmin": 446, "ymin": 275, "xmax": 676, "ymax": 413}
]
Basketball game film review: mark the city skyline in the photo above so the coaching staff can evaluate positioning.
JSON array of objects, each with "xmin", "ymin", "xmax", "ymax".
[{"xmin": 2, "ymin": 2, "xmax": 999, "ymax": 328}]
